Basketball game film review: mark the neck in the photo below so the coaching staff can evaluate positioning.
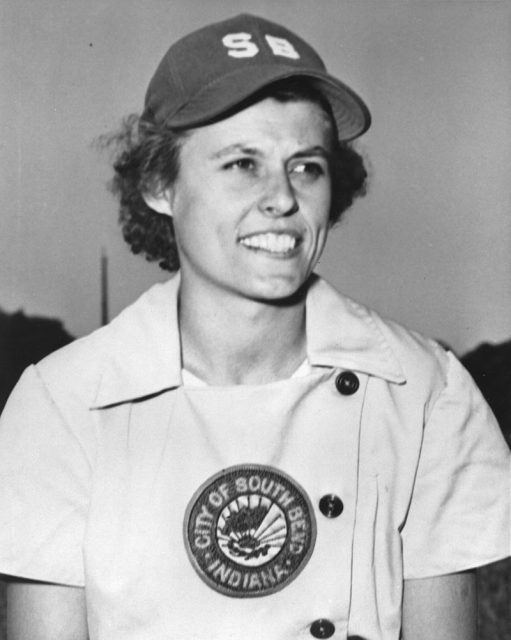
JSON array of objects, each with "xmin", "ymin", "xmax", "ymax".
[{"xmin": 178, "ymin": 277, "xmax": 308, "ymax": 385}]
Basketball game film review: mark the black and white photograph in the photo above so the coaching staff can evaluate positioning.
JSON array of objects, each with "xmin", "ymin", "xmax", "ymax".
[{"xmin": 0, "ymin": 1, "xmax": 510, "ymax": 638}]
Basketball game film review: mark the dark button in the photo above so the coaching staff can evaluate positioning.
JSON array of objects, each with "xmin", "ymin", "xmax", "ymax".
[
  {"xmin": 310, "ymin": 619, "xmax": 335, "ymax": 638},
  {"xmin": 335, "ymin": 371, "xmax": 359, "ymax": 396},
  {"xmin": 319, "ymin": 494, "xmax": 344, "ymax": 518}
]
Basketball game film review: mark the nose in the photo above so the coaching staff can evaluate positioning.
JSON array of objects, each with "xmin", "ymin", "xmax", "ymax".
[{"xmin": 258, "ymin": 170, "xmax": 299, "ymax": 217}]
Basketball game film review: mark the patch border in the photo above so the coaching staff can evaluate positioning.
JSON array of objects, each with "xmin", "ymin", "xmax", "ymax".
[{"xmin": 183, "ymin": 463, "xmax": 317, "ymax": 598}]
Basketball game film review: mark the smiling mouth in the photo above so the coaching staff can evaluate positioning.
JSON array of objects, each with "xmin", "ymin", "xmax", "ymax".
[{"xmin": 238, "ymin": 232, "xmax": 301, "ymax": 255}]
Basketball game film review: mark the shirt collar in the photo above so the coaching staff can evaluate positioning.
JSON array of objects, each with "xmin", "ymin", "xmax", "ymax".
[
  {"xmin": 92, "ymin": 273, "xmax": 405, "ymax": 408},
  {"xmin": 306, "ymin": 274, "xmax": 405, "ymax": 383},
  {"xmin": 92, "ymin": 274, "xmax": 183, "ymax": 408}
]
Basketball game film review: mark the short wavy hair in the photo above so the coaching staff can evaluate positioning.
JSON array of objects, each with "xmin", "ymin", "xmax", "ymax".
[{"xmin": 104, "ymin": 78, "xmax": 368, "ymax": 272}]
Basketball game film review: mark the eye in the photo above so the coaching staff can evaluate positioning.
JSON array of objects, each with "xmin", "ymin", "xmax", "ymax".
[
  {"xmin": 223, "ymin": 158, "xmax": 256, "ymax": 171},
  {"xmin": 291, "ymin": 161, "xmax": 326, "ymax": 179}
]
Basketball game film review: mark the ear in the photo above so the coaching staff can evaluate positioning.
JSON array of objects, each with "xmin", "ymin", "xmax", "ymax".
[{"xmin": 143, "ymin": 190, "xmax": 173, "ymax": 216}]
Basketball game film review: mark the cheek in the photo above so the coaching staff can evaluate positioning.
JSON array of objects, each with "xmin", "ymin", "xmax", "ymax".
[
  {"xmin": 302, "ymin": 175, "xmax": 332, "ymax": 214},
  {"xmin": 171, "ymin": 192, "xmax": 230, "ymax": 256},
  {"xmin": 304, "ymin": 191, "xmax": 332, "ymax": 235},
  {"xmin": 170, "ymin": 180, "xmax": 207, "ymax": 230}
]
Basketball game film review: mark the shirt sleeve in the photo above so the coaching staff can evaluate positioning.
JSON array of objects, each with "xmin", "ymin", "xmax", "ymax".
[
  {"xmin": 0, "ymin": 365, "xmax": 93, "ymax": 586},
  {"xmin": 402, "ymin": 350, "xmax": 511, "ymax": 579}
]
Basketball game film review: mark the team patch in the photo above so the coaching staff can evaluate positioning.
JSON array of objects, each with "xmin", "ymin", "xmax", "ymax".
[{"xmin": 184, "ymin": 464, "xmax": 316, "ymax": 598}]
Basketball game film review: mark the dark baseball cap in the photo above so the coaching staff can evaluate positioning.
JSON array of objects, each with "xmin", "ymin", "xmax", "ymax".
[{"xmin": 142, "ymin": 13, "xmax": 371, "ymax": 141}]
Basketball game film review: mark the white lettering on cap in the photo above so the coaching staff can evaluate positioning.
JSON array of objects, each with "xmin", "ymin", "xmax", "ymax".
[
  {"xmin": 222, "ymin": 33, "xmax": 259, "ymax": 58},
  {"xmin": 265, "ymin": 35, "xmax": 300, "ymax": 59},
  {"xmin": 222, "ymin": 33, "xmax": 300, "ymax": 60}
]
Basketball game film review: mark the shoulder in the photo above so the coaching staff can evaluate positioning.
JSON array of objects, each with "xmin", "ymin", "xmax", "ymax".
[
  {"xmin": 309, "ymin": 276, "xmax": 450, "ymax": 394},
  {"xmin": 35, "ymin": 277, "xmax": 180, "ymax": 408},
  {"xmin": 367, "ymin": 304, "xmax": 450, "ymax": 384},
  {"xmin": 35, "ymin": 323, "xmax": 113, "ymax": 403},
  {"xmin": 357, "ymin": 300, "xmax": 453, "ymax": 415}
]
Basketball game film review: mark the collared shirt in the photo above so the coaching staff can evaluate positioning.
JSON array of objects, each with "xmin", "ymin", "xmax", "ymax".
[{"xmin": 0, "ymin": 274, "xmax": 509, "ymax": 640}]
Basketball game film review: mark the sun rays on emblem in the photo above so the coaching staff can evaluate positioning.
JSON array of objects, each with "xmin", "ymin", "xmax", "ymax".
[{"xmin": 217, "ymin": 494, "xmax": 287, "ymax": 567}]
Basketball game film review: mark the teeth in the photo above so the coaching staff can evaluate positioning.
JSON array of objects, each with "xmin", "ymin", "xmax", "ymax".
[{"xmin": 239, "ymin": 233, "xmax": 298, "ymax": 253}]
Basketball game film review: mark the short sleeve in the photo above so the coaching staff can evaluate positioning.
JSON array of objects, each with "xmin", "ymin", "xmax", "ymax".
[
  {"xmin": 402, "ymin": 350, "xmax": 511, "ymax": 579},
  {"xmin": 0, "ymin": 365, "xmax": 94, "ymax": 586}
]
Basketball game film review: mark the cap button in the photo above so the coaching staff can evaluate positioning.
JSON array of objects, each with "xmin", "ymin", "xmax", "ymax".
[
  {"xmin": 335, "ymin": 371, "xmax": 359, "ymax": 396},
  {"xmin": 310, "ymin": 619, "xmax": 336, "ymax": 638},
  {"xmin": 319, "ymin": 494, "xmax": 344, "ymax": 518}
]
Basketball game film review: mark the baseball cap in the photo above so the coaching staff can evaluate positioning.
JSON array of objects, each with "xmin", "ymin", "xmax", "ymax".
[{"xmin": 142, "ymin": 13, "xmax": 371, "ymax": 141}]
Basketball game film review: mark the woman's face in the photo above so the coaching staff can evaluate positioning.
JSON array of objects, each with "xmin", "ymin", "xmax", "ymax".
[{"xmin": 161, "ymin": 97, "xmax": 334, "ymax": 303}]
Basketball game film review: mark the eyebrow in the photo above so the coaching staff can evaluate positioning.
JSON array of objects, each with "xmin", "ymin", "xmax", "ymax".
[
  {"xmin": 209, "ymin": 144, "xmax": 331, "ymax": 161},
  {"xmin": 208, "ymin": 144, "xmax": 260, "ymax": 160},
  {"xmin": 293, "ymin": 146, "xmax": 331, "ymax": 160}
]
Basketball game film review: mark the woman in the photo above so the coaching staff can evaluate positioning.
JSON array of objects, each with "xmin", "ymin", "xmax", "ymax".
[{"xmin": 1, "ymin": 13, "xmax": 509, "ymax": 640}]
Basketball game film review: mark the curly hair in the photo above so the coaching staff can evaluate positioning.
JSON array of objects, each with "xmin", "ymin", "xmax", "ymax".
[{"xmin": 103, "ymin": 78, "xmax": 368, "ymax": 272}]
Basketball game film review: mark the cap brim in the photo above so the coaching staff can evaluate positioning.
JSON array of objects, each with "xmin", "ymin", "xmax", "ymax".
[{"xmin": 161, "ymin": 65, "xmax": 370, "ymax": 141}]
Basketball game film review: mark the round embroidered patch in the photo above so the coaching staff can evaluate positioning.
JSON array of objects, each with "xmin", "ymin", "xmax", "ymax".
[{"xmin": 184, "ymin": 464, "xmax": 317, "ymax": 598}]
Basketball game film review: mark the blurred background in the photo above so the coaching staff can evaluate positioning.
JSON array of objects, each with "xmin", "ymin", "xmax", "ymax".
[{"xmin": 0, "ymin": 0, "xmax": 509, "ymax": 637}]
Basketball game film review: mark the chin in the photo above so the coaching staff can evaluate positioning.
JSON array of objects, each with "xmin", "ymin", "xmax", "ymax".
[{"xmin": 245, "ymin": 274, "xmax": 311, "ymax": 305}]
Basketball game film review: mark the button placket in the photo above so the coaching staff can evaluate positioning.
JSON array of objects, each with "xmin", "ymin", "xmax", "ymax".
[{"xmin": 296, "ymin": 370, "xmax": 367, "ymax": 639}]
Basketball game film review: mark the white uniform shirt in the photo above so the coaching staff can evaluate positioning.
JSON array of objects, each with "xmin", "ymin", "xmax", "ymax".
[{"xmin": 0, "ymin": 274, "xmax": 509, "ymax": 640}]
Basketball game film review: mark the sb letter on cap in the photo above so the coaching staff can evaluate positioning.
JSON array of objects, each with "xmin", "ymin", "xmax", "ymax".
[
  {"xmin": 265, "ymin": 35, "xmax": 300, "ymax": 59},
  {"xmin": 222, "ymin": 33, "xmax": 259, "ymax": 58}
]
